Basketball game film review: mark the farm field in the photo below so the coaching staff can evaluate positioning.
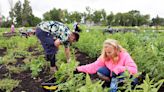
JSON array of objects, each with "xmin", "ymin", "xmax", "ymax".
[{"xmin": 0, "ymin": 26, "xmax": 164, "ymax": 92}]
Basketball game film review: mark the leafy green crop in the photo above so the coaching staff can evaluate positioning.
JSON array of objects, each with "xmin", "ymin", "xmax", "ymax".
[
  {"xmin": 77, "ymin": 74, "xmax": 109, "ymax": 92},
  {"xmin": 0, "ymin": 78, "xmax": 20, "ymax": 92},
  {"xmin": 26, "ymin": 56, "xmax": 46, "ymax": 77}
]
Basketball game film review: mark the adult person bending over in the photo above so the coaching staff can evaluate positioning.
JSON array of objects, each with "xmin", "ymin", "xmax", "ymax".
[
  {"xmin": 76, "ymin": 39, "xmax": 138, "ymax": 92},
  {"xmin": 35, "ymin": 21, "xmax": 79, "ymax": 73}
]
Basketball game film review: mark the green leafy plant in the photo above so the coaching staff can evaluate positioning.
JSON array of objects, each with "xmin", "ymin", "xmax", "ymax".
[
  {"xmin": 0, "ymin": 57, "xmax": 3, "ymax": 64},
  {"xmin": 0, "ymin": 78, "xmax": 20, "ymax": 92},
  {"xmin": 1, "ymin": 52, "xmax": 17, "ymax": 65},
  {"xmin": 56, "ymin": 73, "xmax": 85, "ymax": 92},
  {"xmin": 26, "ymin": 56, "xmax": 46, "ymax": 77},
  {"xmin": 55, "ymin": 60, "xmax": 79, "ymax": 84},
  {"xmin": 13, "ymin": 50, "xmax": 30, "ymax": 59},
  {"xmin": 134, "ymin": 74, "xmax": 164, "ymax": 92},
  {"xmin": 117, "ymin": 70, "xmax": 140, "ymax": 92},
  {"xmin": 6, "ymin": 65, "xmax": 26, "ymax": 74},
  {"xmin": 77, "ymin": 74, "xmax": 109, "ymax": 92}
]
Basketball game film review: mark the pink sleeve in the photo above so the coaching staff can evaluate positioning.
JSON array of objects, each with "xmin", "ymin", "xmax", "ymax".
[
  {"xmin": 113, "ymin": 53, "xmax": 138, "ymax": 75},
  {"xmin": 77, "ymin": 58, "xmax": 105, "ymax": 74},
  {"xmin": 124, "ymin": 53, "xmax": 138, "ymax": 75}
]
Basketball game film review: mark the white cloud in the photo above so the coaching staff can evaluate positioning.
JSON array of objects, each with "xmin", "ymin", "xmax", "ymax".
[{"xmin": 0, "ymin": 0, "xmax": 164, "ymax": 19}]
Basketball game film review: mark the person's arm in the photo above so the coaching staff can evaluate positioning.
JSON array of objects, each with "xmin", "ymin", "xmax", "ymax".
[
  {"xmin": 77, "ymin": 57, "xmax": 105, "ymax": 74},
  {"xmin": 65, "ymin": 47, "xmax": 70, "ymax": 63},
  {"xmin": 54, "ymin": 39, "xmax": 61, "ymax": 48},
  {"xmin": 113, "ymin": 53, "xmax": 138, "ymax": 75},
  {"xmin": 124, "ymin": 53, "xmax": 138, "ymax": 74}
]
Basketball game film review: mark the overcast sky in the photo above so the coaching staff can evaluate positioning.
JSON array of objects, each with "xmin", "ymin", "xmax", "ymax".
[{"xmin": 0, "ymin": 0, "xmax": 164, "ymax": 19}]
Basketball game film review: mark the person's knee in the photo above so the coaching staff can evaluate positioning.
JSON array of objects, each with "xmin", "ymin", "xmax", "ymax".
[
  {"xmin": 97, "ymin": 67, "xmax": 110, "ymax": 76},
  {"xmin": 97, "ymin": 67, "xmax": 111, "ymax": 81},
  {"xmin": 97, "ymin": 72, "xmax": 110, "ymax": 81}
]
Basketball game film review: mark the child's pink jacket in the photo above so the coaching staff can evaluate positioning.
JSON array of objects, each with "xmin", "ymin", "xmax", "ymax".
[{"xmin": 77, "ymin": 51, "xmax": 138, "ymax": 75}]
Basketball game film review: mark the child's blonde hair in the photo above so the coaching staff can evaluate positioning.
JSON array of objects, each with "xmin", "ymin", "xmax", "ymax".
[{"xmin": 101, "ymin": 39, "xmax": 126, "ymax": 63}]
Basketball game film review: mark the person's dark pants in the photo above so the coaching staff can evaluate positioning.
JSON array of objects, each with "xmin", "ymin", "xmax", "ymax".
[
  {"xmin": 97, "ymin": 66, "xmax": 117, "ymax": 77},
  {"xmin": 97, "ymin": 66, "xmax": 138, "ymax": 92},
  {"xmin": 35, "ymin": 28, "xmax": 58, "ymax": 67},
  {"xmin": 97, "ymin": 67, "xmax": 117, "ymax": 92}
]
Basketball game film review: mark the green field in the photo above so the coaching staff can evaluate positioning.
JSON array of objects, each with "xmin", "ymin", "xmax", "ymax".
[{"xmin": 0, "ymin": 26, "xmax": 164, "ymax": 92}]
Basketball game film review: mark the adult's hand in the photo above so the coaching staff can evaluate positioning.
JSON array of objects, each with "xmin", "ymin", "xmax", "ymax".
[{"xmin": 54, "ymin": 39, "xmax": 60, "ymax": 48}]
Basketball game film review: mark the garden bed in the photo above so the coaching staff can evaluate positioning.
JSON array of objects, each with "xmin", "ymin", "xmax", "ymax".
[
  {"xmin": 0, "ymin": 47, "xmax": 163, "ymax": 92},
  {"xmin": 0, "ymin": 63, "xmax": 49, "ymax": 92}
]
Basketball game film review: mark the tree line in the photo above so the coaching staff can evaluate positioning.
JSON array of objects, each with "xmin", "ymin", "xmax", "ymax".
[
  {"xmin": 0, "ymin": 0, "xmax": 41, "ymax": 27},
  {"xmin": 0, "ymin": 0, "xmax": 164, "ymax": 27}
]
